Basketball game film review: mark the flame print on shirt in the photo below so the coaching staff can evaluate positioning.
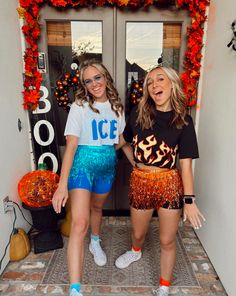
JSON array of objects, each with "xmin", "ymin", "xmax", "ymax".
[{"xmin": 133, "ymin": 134, "xmax": 178, "ymax": 168}]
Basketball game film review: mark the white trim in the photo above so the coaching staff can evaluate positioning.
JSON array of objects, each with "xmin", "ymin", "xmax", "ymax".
[
  {"xmin": 193, "ymin": 6, "xmax": 210, "ymax": 173},
  {"xmin": 195, "ymin": 6, "xmax": 210, "ymax": 136}
]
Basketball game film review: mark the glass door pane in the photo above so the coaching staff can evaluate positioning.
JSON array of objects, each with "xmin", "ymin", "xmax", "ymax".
[
  {"xmin": 126, "ymin": 22, "xmax": 163, "ymax": 70},
  {"xmin": 71, "ymin": 21, "xmax": 102, "ymax": 64},
  {"xmin": 125, "ymin": 22, "xmax": 182, "ymax": 114},
  {"xmin": 126, "ymin": 22, "xmax": 163, "ymax": 114}
]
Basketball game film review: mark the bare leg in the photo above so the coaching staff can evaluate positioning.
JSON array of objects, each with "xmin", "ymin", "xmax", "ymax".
[
  {"xmin": 158, "ymin": 207, "xmax": 181, "ymax": 281},
  {"xmin": 115, "ymin": 206, "xmax": 154, "ymax": 269},
  {"xmin": 67, "ymin": 189, "xmax": 91, "ymax": 283},
  {"xmin": 130, "ymin": 206, "xmax": 154, "ymax": 248},
  {"xmin": 90, "ymin": 192, "xmax": 109, "ymax": 235}
]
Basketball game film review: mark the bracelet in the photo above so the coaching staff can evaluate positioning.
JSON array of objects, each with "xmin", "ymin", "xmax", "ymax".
[{"xmin": 183, "ymin": 194, "xmax": 195, "ymax": 197}]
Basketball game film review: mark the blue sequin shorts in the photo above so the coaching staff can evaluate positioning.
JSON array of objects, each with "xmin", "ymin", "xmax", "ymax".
[{"xmin": 68, "ymin": 145, "xmax": 117, "ymax": 194}]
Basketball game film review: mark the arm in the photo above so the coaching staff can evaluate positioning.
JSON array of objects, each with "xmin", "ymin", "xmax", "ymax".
[
  {"xmin": 115, "ymin": 133, "xmax": 126, "ymax": 150},
  {"xmin": 52, "ymin": 135, "xmax": 78, "ymax": 213},
  {"xmin": 122, "ymin": 143, "xmax": 135, "ymax": 167},
  {"xmin": 179, "ymin": 158, "xmax": 205, "ymax": 229},
  {"xmin": 116, "ymin": 134, "xmax": 135, "ymax": 167}
]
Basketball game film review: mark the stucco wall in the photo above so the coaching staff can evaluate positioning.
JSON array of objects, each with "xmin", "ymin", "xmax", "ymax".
[
  {"xmin": 0, "ymin": 0, "xmax": 31, "ymax": 274},
  {"xmin": 195, "ymin": 1, "xmax": 236, "ymax": 295}
]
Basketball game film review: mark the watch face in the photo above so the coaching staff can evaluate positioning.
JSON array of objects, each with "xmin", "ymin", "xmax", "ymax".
[{"xmin": 184, "ymin": 197, "xmax": 193, "ymax": 204}]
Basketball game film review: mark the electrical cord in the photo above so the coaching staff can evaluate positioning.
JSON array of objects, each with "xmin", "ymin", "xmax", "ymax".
[
  {"xmin": 0, "ymin": 207, "xmax": 17, "ymax": 271},
  {"xmin": 12, "ymin": 201, "xmax": 33, "ymax": 227},
  {"xmin": 12, "ymin": 202, "xmax": 46, "ymax": 240}
]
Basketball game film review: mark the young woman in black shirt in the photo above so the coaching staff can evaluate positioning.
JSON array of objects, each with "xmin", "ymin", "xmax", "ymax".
[{"xmin": 116, "ymin": 66, "xmax": 205, "ymax": 296}]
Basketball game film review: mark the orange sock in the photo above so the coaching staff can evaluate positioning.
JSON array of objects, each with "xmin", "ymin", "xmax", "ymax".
[
  {"xmin": 132, "ymin": 245, "xmax": 141, "ymax": 252},
  {"xmin": 160, "ymin": 277, "xmax": 171, "ymax": 287}
]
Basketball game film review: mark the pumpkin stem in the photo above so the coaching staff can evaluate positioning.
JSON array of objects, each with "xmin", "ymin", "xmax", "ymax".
[
  {"xmin": 38, "ymin": 163, "xmax": 48, "ymax": 170},
  {"xmin": 13, "ymin": 228, "xmax": 19, "ymax": 235}
]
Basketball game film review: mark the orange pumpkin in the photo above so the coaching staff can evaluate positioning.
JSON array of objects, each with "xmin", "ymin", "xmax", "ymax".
[
  {"xmin": 10, "ymin": 228, "xmax": 31, "ymax": 261},
  {"xmin": 18, "ymin": 170, "xmax": 59, "ymax": 208}
]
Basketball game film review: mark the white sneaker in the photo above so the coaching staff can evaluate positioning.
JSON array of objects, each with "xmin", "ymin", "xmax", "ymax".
[
  {"xmin": 89, "ymin": 239, "xmax": 107, "ymax": 266},
  {"xmin": 70, "ymin": 288, "xmax": 83, "ymax": 296},
  {"xmin": 115, "ymin": 250, "xmax": 142, "ymax": 269},
  {"xmin": 157, "ymin": 286, "xmax": 169, "ymax": 296}
]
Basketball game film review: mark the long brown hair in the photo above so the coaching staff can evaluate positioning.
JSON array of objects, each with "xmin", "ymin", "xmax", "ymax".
[
  {"xmin": 137, "ymin": 66, "xmax": 187, "ymax": 129},
  {"xmin": 75, "ymin": 60, "xmax": 123, "ymax": 117}
]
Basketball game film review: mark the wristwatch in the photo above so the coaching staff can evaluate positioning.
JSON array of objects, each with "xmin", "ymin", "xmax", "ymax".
[{"xmin": 183, "ymin": 195, "xmax": 196, "ymax": 204}]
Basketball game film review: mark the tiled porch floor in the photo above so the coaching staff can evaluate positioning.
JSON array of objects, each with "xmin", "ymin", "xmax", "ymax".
[{"xmin": 0, "ymin": 217, "xmax": 227, "ymax": 296}]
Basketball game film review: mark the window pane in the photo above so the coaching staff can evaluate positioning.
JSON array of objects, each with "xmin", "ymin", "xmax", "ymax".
[
  {"xmin": 125, "ymin": 22, "xmax": 181, "ymax": 114},
  {"xmin": 126, "ymin": 22, "xmax": 163, "ymax": 113},
  {"xmin": 71, "ymin": 21, "xmax": 102, "ymax": 64},
  {"xmin": 126, "ymin": 22, "xmax": 163, "ymax": 71}
]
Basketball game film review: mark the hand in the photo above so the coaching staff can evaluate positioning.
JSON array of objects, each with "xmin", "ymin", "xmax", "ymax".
[
  {"xmin": 52, "ymin": 186, "xmax": 69, "ymax": 214},
  {"xmin": 183, "ymin": 203, "xmax": 206, "ymax": 229}
]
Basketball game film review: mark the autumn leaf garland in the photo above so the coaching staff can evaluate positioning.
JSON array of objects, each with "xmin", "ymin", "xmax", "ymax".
[
  {"xmin": 18, "ymin": 0, "xmax": 210, "ymax": 109},
  {"xmin": 176, "ymin": 0, "xmax": 210, "ymax": 106}
]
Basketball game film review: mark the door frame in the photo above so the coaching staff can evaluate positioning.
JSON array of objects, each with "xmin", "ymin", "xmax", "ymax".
[{"xmin": 37, "ymin": 6, "xmax": 191, "ymax": 215}]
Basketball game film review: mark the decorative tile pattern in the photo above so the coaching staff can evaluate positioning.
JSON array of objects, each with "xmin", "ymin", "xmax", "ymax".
[
  {"xmin": 0, "ymin": 217, "xmax": 228, "ymax": 296},
  {"xmin": 42, "ymin": 225, "xmax": 198, "ymax": 287}
]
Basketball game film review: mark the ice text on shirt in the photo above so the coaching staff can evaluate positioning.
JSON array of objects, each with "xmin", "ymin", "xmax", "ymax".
[
  {"xmin": 133, "ymin": 134, "xmax": 178, "ymax": 168},
  {"xmin": 91, "ymin": 119, "xmax": 118, "ymax": 140}
]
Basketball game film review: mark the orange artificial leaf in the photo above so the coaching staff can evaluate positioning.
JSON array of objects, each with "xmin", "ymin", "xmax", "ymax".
[
  {"xmin": 118, "ymin": 0, "xmax": 130, "ymax": 5},
  {"xmin": 190, "ymin": 70, "xmax": 199, "ymax": 78}
]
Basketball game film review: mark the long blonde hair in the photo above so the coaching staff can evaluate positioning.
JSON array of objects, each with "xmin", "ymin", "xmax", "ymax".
[
  {"xmin": 137, "ymin": 66, "xmax": 187, "ymax": 129},
  {"xmin": 75, "ymin": 60, "xmax": 123, "ymax": 117}
]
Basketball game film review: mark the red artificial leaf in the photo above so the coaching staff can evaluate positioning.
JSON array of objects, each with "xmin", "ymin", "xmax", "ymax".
[
  {"xmin": 97, "ymin": 0, "xmax": 106, "ymax": 6},
  {"xmin": 23, "ymin": 89, "xmax": 40, "ymax": 105},
  {"xmin": 19, "ymin": 0, "xmax": 34, "ymax": 8},
  {"xmin": 50, "ymin": 0, "xmax": 68, "ymax": 7},
  {"xmin": 22, "ymin": 25, "xmax": 30, "ymax": 35},
  {"xmin": 24, "ymin": 11, "xmax": 34, "ymax": 23},
  {"xmin": 188, "ymin": 99, "xmax": 197, "ymax": 107},
  {"xmin": 199, "ymin": 2, "xmax": 206, "ymax": 12},
  {"xmin": 32, "ymin": 5, "xmax": 40, "ymax": 17},
  {"xmin": 32, "ymin": 27, "xmax": 41, "ymax": 39}
]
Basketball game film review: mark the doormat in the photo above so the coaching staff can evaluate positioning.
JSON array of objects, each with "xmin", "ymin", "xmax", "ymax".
[{"xmin": 42, "ymin": 224, "xmax": 199, "ymax": 287}]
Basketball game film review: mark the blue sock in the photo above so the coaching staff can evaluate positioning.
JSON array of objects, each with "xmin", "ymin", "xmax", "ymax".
[
  {"xmin": 91, "ymin": 234, "xmax": 100, "ymax": 241},
  {"xmin": 70, "ymin": 283, "xmax": 81, "ymax": 292}
]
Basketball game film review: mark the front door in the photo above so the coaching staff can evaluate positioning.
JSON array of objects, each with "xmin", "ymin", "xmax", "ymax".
[{"xmin": 39, "ymin": 5, "xmax": 189, "ymax": 213}]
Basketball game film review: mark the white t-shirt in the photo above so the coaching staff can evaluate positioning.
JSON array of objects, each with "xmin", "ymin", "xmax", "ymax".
[{"xmin": 64, "ymin": 101, "xmax": 125, "ymax": 146}]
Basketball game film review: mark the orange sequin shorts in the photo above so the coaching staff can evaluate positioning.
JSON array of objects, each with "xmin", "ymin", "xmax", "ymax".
[{"xmin": 129, "ymin": 167, "xmax": 184, "ymax": 210}]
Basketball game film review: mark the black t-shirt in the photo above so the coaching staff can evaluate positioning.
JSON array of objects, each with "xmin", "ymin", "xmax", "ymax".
[{"xmin": 123, "ymin": 107, "xmax": 199, "ymax": 169}]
